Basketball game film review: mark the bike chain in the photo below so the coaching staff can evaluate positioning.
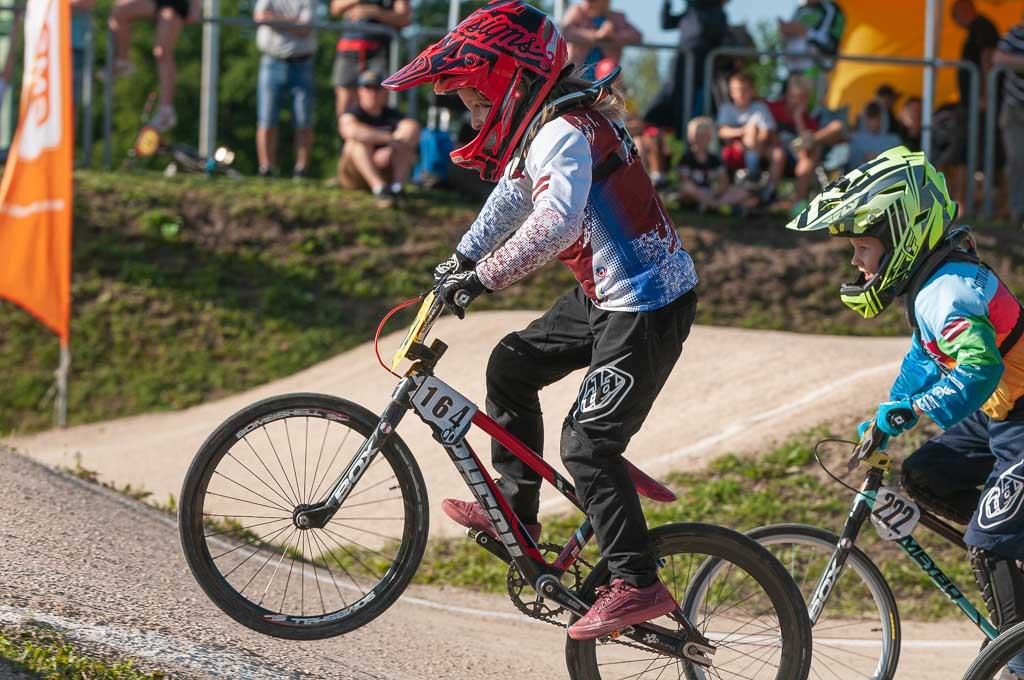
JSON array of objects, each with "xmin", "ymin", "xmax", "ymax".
[{"xmin": 504, "ymin": 545, "xmax": 652, "ymax": 653}]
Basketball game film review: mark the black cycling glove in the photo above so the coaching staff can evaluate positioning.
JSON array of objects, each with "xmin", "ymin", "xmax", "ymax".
[
  {"xmin": 433, "ymin": 251, "xmax": 476, "ymax": 284},
  {"xmin": 435, "ymin": 269, "xmax": 488, "ymax": 319}
]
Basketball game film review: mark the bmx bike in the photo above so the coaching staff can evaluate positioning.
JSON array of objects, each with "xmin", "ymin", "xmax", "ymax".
[{"xmin": 178, "ymin": 291, "xmax": 813, "ymax": 679}]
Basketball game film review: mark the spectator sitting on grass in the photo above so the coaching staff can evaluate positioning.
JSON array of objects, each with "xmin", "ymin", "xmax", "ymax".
[
  {"xmin": 846, "ymin": 100, "xmax": 903, "ymax": 171},
  {"xmin": 592, "ymin": 58, "xmax": 668, "ymax": 185},
  {"xmin": 716, "ymin": 71, "xmax": 776, "ymax": 182},
  {"xmin": 677, "ymin": 116, "xmax": 756, "ymax": 215},
  {"xmin": 335, "ymin": 70, "xmax": 420, "ymax": 208},
  {"xmin": 765, "ymin": 73, "xmax": 831, "ymax": 213}
]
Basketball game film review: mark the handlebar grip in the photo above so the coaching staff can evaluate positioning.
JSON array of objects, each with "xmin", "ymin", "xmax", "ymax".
[{"xmin": 847, "ymin": 422, "xmax": 886, "ymax": 471}]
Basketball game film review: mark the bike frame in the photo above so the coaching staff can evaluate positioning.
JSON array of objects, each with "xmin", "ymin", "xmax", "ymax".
[
  {"xmin": 807, "ymin": 455, "xmax": 998, "ymax": 639},
  {"xmin": 294, "ymin": 325, "xmax": 715, "ymax": 664}
]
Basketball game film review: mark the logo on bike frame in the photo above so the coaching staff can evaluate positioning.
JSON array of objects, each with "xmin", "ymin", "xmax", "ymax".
[
  {"xmin": 574, "ymin": 355, "xmax": 634, "ymax": 423},
  {"xmin": 979, "ymin": 460, "xmax": 1024, "ymax": 529}
]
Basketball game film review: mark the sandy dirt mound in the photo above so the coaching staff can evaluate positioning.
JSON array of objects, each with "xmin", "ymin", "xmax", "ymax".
[{"xmin": 6, "ymin": 316, "xmax": 907, "ymax": 541}]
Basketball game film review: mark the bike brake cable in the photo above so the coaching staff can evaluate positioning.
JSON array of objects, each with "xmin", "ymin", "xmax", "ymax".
[
  {"xmin": 814, "ymin": 438, "xmax": 865, "ymax": 495},
  {"xmin": 374, "ymin": 296, "xmax": 426, "ymax": 377}
]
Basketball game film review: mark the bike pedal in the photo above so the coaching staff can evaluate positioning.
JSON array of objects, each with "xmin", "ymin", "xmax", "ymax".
[{"xmin": 468, "ymin": 529, "xmax": 512, "ymax": 564}]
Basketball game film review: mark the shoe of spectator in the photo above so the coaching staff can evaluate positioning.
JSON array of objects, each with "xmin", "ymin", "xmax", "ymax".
[
  {"xmin": 373, "ymin": 187, "xmax": 396, "ymax": 209},
  {"xmin": 292, "ymin": 166, "xmax": 308, "ymax": 182},
  {"xmin": 387, "ymin": 183, "xmax": 407, "ymax": 206},
  {"xmin": 257, "ymin": 165, "xmax": 273, "ymax": 178},
  {"xmin": 148, "ymin": 106, "xmax": 177, "ymax": 133},
  {"xmin": 96, "ymin": 59, "xmax": 137, "ymax": 82},
  {"xmin": 757, "ymin": 184, "xmax": 778, "ymax": 206},
  {"xmin": 650, "ymin": 172, "xmax": 670, "ymax": 191},
  {"xmin": 322, "ymin": 176, "xmax": 341, "ymax": 188}
]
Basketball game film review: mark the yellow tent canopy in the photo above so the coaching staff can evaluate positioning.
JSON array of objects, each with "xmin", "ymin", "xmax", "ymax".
[{"xmin": 826, "ymin": 0, "xmax": 1023, "ymax": 115}]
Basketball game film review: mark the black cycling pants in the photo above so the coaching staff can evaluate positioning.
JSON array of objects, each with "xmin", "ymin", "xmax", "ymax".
[{"xmin": 486, "ymin": 286, "xmax": 698, "ymax": 587}]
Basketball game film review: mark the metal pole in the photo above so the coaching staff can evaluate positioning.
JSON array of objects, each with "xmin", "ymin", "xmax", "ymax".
[
  {"xmin": 447, "ymin": 0, "xmax": 459, "ymax": 30},
  {"xmin": 964, "ymin": 62, "xmax": 979, "ymax": 218},
  {"xmin": 983, "ymin": 64, "xmax": 1003, "ymax": 219},
  {"xmin": 55, "ymin": 345, "xmax": 70, "ymax": 427},
  {"xmin": 682, "ymin": 49, "xmax": 693, "ymax": 138},
  {"xmin": 553, "ymin": 0, "xmax": 566, "ymax": 22},
  {"xmin": 199, "ymin": 0, "xmax": 220, "ymax": 160},
  {"xmin": 922, "ymin": 0, "xmax": 937, "ymax": 157},
  {"xmin": 81, "ymin": 20, "xmax": 94, "ymax": 166},
  {"xmin": 102, "ymin": 27, "xmax": 113, "ymax": 169}
]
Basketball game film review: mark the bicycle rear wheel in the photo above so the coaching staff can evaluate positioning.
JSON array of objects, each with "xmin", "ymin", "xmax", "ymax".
[
  {"xmin": 565, "ymin": 523, "xmax": 813, "ymax": 680},
  {"xmin": 962, "ymin": 620, "xmax": 1024, "ymax": 680},
  {"xmin": 748, "ymin": 523, "xmax": 901, "ymax": 680},
  {"xmin": 178, "ymin": 393, "xmax": 429, "ymax": 640}
]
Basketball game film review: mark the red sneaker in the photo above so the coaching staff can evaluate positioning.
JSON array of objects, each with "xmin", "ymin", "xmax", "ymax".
[
  {"xmin": 567, "ymin": 578, "xmax": 677, "ymax": 641},
  {"xmin": 440, "ymin": 498, "xmax": 541, "ymax": 543}
]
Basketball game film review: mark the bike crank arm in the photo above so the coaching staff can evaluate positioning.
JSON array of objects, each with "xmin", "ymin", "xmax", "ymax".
[{"xmin": 534, "ymin": 575, "xmax": 715, "ymax": 665}]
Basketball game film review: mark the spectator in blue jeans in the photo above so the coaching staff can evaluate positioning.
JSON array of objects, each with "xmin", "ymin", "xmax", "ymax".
[{"xmin": 254, "ymin": 0, "xmax": 316, "ymax": 179}]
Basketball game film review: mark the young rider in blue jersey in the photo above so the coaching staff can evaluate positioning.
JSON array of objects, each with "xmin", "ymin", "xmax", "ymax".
[
  {"xmin": 383, "ymin": 0, "xmax": 699, "ymax": 640},
  {"xmin": 789, "ymin": 146, "xmax": 1024, "ymax": 676}
]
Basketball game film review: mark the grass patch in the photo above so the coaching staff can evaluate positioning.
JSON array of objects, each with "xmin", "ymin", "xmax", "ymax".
[{"xmin": 0, "ymin": 623, "xmax": 165, "ymax": 679}]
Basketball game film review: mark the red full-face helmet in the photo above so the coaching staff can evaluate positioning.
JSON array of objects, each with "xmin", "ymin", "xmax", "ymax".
[{"xmin": 383, "ymin": 0, "xmax": 567, "ymax": 182}]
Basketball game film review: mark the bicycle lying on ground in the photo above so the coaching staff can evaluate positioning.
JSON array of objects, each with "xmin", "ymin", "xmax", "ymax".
[
  {"xmin": 962, "ymin": 618, "xmax": 1024, "ymax": 680},
  {"xmin": 178, "ymin": 291, "xmax": 813, "ymax": 679},
  {"xmin": 732, "ymin": 426, "xmax": 998, "ymax": 679}
]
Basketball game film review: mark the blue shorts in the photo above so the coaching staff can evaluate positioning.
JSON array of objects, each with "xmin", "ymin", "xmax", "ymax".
[
  {"xmin": 904, "ymin": 410, "xmax": 1024, "ymax": 559},
  {"xmin": 257, "ymin": 54, "xmax": 314, "ymax": 130}
]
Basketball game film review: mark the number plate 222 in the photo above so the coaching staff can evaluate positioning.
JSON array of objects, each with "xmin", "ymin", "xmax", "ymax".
[
  {"xmin": 870, "ymin": 485, "xmax": 921, "ymax": 540},
  {"xmin": 412, "ymin": 376, "xmax": 477, "ymax": 445}
]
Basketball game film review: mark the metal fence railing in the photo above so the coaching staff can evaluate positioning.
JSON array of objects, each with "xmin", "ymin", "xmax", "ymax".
[{"xmin": 983, "ymin": 62, "xmax": 1024, "ymax": 219}]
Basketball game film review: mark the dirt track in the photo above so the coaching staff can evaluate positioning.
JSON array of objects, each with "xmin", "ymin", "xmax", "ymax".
[{"xmin": 0, "ymin": 316, "xmax": 996, "ymax": 678}]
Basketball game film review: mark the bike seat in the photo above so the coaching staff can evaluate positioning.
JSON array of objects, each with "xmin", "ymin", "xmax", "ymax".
[{"xmin": 625, "ymin": 460, "xmax": 677, "ymax": 503}]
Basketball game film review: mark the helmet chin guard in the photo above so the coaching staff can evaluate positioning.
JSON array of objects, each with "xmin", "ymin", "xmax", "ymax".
[{"xmin": 383, "ymin": 1, "xmax": 567, "ymax": 182}]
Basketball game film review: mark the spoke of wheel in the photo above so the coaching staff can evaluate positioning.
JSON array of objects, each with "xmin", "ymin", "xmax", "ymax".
[
  {"xmin": 322, "ymin": 526, "xmax": 398, "ymax": 566},
  {"xmin": 308, "ymin": 425, "xmax": 354, "ymax": 502},
  {"xmin": 320, "ymin": 527, "xmax": 388, "ymax": 588},
  {"xmin": 258, "ymin": 532, "xmax": 296, "ymax": 609},
  {"xmin": 306, "ymin": 417, "xmax": 332, "ymax": 507},
  {"xmin": 343, "ymin": 467, "xmax": 399, "ymax": 500},
  {"xmin": 308, "ymin": 529, "xmax": 351, "ymax": 608},
  {"xmin": 302, "ymin": 418, "xmax": 310, "ymax": 505},
  {"xmin": 224, "ymin": 450, "xmax": 296, "ymax": 510},
  {"xmin": 331, "ymin": 521, "xmax": 404, "ymax": 543},
  {"xmin": 334, "ymin": 496, "xmax": 404, "ymax": 511},
  {"xmin": 235, "ymin": 526, "xmax": 299, "ymax": 597},
  {"xmin": 279, "ymin": 537, "xmax": 298, "ymax": 615},
  {"xmin": 202, "ymin": 516, "xmax": 290, "ymax": 539},
  {"xmin": 213, "ymin": 523, "xmax": 292, "ymax": 566},
  {"xmin": 284, "ymin": 419, "xmax": 303, "ymax": 510},
  {"xmin": 204, "ymin": 489, "xmax": 292, "ymax": 515},
  {"xmin": 263, "ymin": 424, "xmax": 302, "ymax": 507},
  {"xmin": 203, "ymin": 512, "xmax": 290, "ymax": 521},
  {"xmin": 211, "ymin": 469, "xmax": 294, "ymax": 515},
  {"xmin": 242, "ymin": 435, "xmax": 300, "ymax": 509}
]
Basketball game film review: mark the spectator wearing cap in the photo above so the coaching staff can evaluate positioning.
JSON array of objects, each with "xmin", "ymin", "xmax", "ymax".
[
  {"xmin": 330, "ymin": 0, "xmax": 411, "ymax": 117},
  {"xmin": 336, "ymin": 71, "xmax": 420, "ymax": 207},
  {"xmin": 560, "ymin": 0, "xmax": 642, "ymax": 81},
  {"xmin": 995, "ymin": 9, "xmax": 1024, "ymax": 227},
  {"xmin": 254, "ymin": 0, "xmax": 316, "ymax": 179}
]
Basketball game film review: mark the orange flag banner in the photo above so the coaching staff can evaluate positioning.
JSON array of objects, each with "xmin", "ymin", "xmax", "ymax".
[{"xmin": 0, "ymin": 0, "xmax": 72, "ymax": 345}]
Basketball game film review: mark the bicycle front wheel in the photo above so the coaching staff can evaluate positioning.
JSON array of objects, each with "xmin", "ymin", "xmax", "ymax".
[
  {"xmin": 565, "ymin": 523, "xmax": 813, "ymax": 680},
  {"xmin": 962, "ymin": 619, "xmax": 1024, "ymax": 680},
  {"xmin": 178, "ymin": 393, "xmax": 429, "ymax": 640},
  {"xmin": 748, "ymin": 523, "xmax": 901, "ymax": 680}
]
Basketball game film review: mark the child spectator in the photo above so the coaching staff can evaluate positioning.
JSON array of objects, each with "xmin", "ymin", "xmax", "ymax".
[
  {"xmin": 677, "ymin": 116, "xmax": 754, "ymax": 215},
  {"xmin": 846, "ymin": 100, "xmax": 903, "ymax": 171},
  {"xmin": 897, "ymin": 97, "xmax": 923, "ymax": 152},
  {"xmin": 765, "ymin": 74, "xmax": 826, "ymax": 212},
  {"xmin": 716, "ymin": 71, "xmax": 775, "ymax": 182}
]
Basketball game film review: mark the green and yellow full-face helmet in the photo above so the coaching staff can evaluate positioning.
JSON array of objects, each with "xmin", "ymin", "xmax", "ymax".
[{"xmin": 786, "ymin": 146, "xmax": 957, "ymax": 318}]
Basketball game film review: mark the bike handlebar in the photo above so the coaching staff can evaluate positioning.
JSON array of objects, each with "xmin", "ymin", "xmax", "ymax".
[{"xmin": 846, "ymin": 421, "xmax": 887, "ymax": 471}]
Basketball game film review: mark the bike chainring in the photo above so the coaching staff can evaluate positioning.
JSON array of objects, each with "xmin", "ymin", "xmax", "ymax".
[{"xmin": 506, "ymin": 543, "xmax": 592, "ymax": 627}]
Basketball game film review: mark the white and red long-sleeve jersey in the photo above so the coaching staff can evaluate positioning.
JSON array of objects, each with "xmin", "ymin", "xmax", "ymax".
[{"xmin": 457, "ymin": 108, "xmax": 698, "ymax": 312}]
